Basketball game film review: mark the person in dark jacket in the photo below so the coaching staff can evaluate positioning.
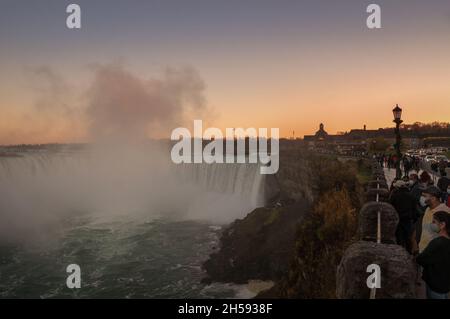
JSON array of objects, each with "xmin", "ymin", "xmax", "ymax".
[
  {"xmin": 437, "ymin": 172, "xmax": 450, "ymax": 202},
  {"xmin": 446, "ymin": 185, "xmax": 450, "ymax": 208},
  {"xmin": 403, "ymin": 156, "xmax": 412, "ymax": 178},
  {"xmin": 390, "ymin": 180, "xmax": 419, "ymax": 253},
  {"xmin": 416, "ymin": 211, "xmax": 450, "ymax": 299},
  {"xmin": 408, "ymin": 173, "xmax": 418, "ymax": 191},
  {"xmin": 411, "ymin": 171, "xmax": 433, "ymax": 250},
  {"xmin": 438, "ymin": 160, "xmax": 448, "ymax": 177}
]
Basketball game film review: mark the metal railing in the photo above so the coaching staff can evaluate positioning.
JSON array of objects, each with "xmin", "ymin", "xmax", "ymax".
[{"xmin": 370, "ymin": 175, "xmax": 383, "ymax": 299}]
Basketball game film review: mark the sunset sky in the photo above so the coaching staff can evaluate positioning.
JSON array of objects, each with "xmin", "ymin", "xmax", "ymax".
[{"xmin": 1, "ymin": 0, "xmax": 450, "ymax": 144}]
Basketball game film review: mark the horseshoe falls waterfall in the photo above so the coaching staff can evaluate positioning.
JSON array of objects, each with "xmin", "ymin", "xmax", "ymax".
[{"xmin": 0, "ymin": 147, "xmax": 266, "ymax": 298}]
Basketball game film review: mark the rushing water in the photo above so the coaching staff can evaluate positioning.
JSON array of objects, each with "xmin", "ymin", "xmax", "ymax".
[
  {"xmin": 0, "ymin": 150, "xmax": 266, "ymax": 298},
  {"xmin": 0, "ymin": 217, "xmax": 243, "ymax": 298}
]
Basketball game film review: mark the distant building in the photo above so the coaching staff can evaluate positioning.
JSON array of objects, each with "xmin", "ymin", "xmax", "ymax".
[
  {"xmin": 303, "ymin": 121, "xmax": 450, "ymax": 154},
  {"xmin": 305, "ymin": 123, "xmax": 387, "ymax": 143},
  {"xmin": 304, "ymin": 123, "xmax": 332, "ymax": 142},
  {"xmin": 304, "ymin": 123, "xmax": 367, "ymax": 155}
]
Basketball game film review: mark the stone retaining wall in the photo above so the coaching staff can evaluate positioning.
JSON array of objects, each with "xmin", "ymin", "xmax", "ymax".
[{"xmin": 336, "ymin": 160, "xmax": 416, "ymax": 299}]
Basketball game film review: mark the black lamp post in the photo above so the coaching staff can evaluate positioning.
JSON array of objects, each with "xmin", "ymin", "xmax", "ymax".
[{"xmin": 392, "ymin": 104, "xmax": 403, "ymax": 178}]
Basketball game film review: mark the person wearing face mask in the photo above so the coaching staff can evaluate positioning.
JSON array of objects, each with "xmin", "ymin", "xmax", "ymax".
[
  {"xmin": 419, "ymin": 186, "xmax": 450, "ymax": 253},
  {"xmin": 408, "ymin": 173, "xmax": 419, "ymax": 190},
  {"xmin": 411, "ymin": 172, "xmax": 431, "ymax": 205},
  {"xmin": 411, "ymin": 172, "xmax": 432, "ymax": 251},
  {"xmin": 407, "ymin": 174, "xmax": 420, "ymax": 253},
  {"xmin": 416, "ymin": 211, "xmax": 450, "ymax": 299}
]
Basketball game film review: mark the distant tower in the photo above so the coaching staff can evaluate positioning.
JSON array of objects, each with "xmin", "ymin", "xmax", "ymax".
[
  {"xmin": 315, "ymin": 123, "xmax": 329, "ymax": 140},
  {"xmin": 364, "ymin": 124, "xmax": 366, "ymax": 131}
]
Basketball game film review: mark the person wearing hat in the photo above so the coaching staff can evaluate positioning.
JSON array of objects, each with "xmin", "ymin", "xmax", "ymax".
[{"xmin": 419, "ymin": 186, "xmax": 450, "ymax": 253}]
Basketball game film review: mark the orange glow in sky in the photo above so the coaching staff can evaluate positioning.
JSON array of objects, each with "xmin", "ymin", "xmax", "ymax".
[{"xmin": 1, "ymin": 1, "xmax": 450, "ymax": 144}]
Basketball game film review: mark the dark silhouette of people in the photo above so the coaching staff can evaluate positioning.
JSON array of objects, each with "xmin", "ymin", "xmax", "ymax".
[{"xmin": 390, "ymin": 180, "xmax": 419, "ymax": 254}]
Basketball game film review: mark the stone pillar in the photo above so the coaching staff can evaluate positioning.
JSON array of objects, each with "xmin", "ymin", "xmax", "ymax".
[
  {"xmin": 358, "ymin": 201, "xmax": 398, "ymax": 243},
  {"xmin": 367, "ymin": 180, "xmax": 388, "ymax": 190},
  {"xmin": 365, "ymin": 188, "xmax": 390, "ymax": 202},
  {"xmin": 336, "ymin": 241, "xmax": 416, "ymax": 299}
]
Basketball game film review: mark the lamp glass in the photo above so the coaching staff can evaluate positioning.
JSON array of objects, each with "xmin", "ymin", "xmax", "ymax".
[{"xmin": 393, "ymin": 105, "xmax": 402, "ymax": 121}]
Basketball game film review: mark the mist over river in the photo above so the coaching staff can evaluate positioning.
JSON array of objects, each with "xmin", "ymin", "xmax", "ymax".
[{"xmin": 0, "ymin": 147, "xmax": 266, "ymax": 298}]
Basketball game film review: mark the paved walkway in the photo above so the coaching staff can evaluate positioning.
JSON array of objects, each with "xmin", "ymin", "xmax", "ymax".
[{"xmin": 383, "ymin": 168, "xmax": 396, "ymax": 188}]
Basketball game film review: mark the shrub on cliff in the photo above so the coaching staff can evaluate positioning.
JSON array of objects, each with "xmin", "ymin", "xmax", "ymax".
[{"xmin": 268, "ymin": 158, "xmax": 365, "ymax": 298}]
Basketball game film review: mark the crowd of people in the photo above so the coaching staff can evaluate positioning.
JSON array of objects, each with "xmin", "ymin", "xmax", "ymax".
[
  {"xmin": 385, "ymin": 162, "xmax": 450, "ymax": 299},
  {"xmin": 376, "ymin": 154, "xmax": 420, "ymax": 175},
  {"xmin": 376, "ymin": 153, "xmax": 449, "ymax": 177}
]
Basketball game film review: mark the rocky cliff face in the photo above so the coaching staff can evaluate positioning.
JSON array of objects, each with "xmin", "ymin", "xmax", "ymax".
[
  {"xmin": 202, "ymin": 147, "xmax": 314, "ymax": 284},
  {"xmin": 202, "ymin": 201, "xmax": 311, "ymax": 284}
]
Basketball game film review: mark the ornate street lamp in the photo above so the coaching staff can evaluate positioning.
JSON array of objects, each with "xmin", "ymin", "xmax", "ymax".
[
  {"xmin": 392, "ymin": 104, "xmax": 403, "ymax": 178},
  {"xmin": 393, "ymin": 105, "xmax": 402, "ymax": 122}
]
